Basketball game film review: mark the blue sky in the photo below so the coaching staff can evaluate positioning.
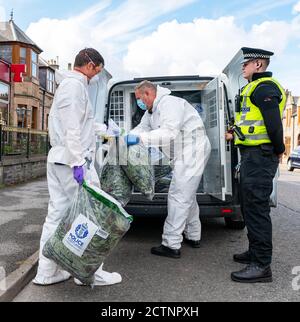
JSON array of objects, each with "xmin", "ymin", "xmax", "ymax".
[
  {"xmin": 2, "ymin": 0, "xmax": 298, "ymax": 30},
  {"xmin": 1, "ymin": 0, "xmax": 300, "ymax": 92}
]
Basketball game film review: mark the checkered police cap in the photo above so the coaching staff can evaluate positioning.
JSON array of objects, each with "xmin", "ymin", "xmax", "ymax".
[{"xmin": 241, "ymin": 47, "xmax": 274, "ymax": 64}]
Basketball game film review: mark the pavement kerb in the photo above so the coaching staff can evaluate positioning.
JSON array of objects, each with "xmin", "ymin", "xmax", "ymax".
[{"xmin": 0, "ymin": 251, "xmax": 39, "ymax": 302}]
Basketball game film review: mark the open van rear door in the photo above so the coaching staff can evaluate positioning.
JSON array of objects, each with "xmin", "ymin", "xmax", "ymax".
[
  {"xmin": 222, "ymin": 49, "xmax": 279, "ymax": 207},
  {"xmin": 88, "ymin": 69, "xmax": 112, "ymax": 123},
  {"xmin": 202, "ymin": 76, "xmax": 231, "ymax": 201},
  {"xmin": 88, "ymin": 69, "xmax": 112, "ymax": 170}
]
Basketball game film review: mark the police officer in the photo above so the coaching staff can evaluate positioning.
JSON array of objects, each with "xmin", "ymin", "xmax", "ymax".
[{"xmin": 226, "ymin": 47, "xmax": 286, "ymax": 283}]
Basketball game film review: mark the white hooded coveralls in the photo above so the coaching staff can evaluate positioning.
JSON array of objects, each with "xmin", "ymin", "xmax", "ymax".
[
  {"xmin": 131, "ymin": 86, "xmax": 211, "ymax": 250},
  {"xmin": 35, "ymin": 70, "xmax": 115, "ymax": 284}
]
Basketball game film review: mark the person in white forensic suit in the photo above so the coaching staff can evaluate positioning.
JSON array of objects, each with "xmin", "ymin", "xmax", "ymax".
[
  {"xmin": 33, "ymin": 48, "xmax": 121, "ymax": 286},
  {"xmin": 124, "ymin": 81, "xmax": 211, "ymax": 258}
]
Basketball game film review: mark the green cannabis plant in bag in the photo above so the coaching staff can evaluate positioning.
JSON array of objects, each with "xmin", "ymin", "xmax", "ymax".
[
  {"xmin": 43, "ymin": 182, "xmax": 133, "ymax": 286},
  {"xmin": 100, "ymin": 138, "xmax": 133, "ymax": 207},
  {"xmin": 120, "ymin": 139, "xmax": 155, "ymax": 201}
]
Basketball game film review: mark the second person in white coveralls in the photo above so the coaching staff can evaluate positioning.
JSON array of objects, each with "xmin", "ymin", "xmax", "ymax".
[
  {"xmin": 126, "ymin": 81, "xmax": 211, "ymax": 258},
  {"xmin": 33, "ymin": 48, "xmax": 122, "ymax": 286}
]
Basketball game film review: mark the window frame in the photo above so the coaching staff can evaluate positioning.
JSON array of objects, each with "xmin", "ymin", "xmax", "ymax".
[
  {"xmin": 31, "ymin": 50, "xmax": 38, "ymax": 79},
  {"xmin": 46, "ymin": 69, "xmax": 55, "ymax": 94},
  {"xmin": 0, "ymin": 45, "xmax": 12, "ymax": 63},
  {"xmin": 0, "ymin": 82, "xmax": 9, "ymax": 104},
  {"xmin": 20, "ymin": 47, "xmax": 27, "ymax": 65}
]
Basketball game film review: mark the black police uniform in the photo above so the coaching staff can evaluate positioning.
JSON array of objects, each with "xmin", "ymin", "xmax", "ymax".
[{"xmin": 238, "ymin": 71, "xmax": 284, "ymax": 268}]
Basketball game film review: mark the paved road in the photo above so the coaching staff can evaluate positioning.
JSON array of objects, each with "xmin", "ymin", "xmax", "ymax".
[
  {"xmin": 0, "ymin": 179, "xmax": 48, "ymax": 275},
  {"xmin": 12, "ymin": 167, "xmax": 300, "ymax": 302}
]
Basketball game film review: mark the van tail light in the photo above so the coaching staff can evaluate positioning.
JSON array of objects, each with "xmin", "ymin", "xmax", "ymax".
[{"xmin": 221, "ymin": 208, "xmax": 233, "ymax": 216}]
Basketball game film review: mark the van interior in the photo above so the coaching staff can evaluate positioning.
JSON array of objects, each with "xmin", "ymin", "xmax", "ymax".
[{"xmin": 106, "ymin": 77, "xmax": 230, "ymax": 201}]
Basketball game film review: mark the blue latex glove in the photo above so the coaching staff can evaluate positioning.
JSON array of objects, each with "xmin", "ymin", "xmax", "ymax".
[
  {"xmin": 73, "ymin": 166, "xmax": 84, "ymax": 185},
  {"xmin": 124, "ymin": 134, "xmax": 140, "ymax": 146}
]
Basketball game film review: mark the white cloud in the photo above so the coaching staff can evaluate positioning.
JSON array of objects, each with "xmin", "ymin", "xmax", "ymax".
[
  {"xmin": 124, "ymin": 17, "xmax": 293, "ymax": 76},
  {"xmin": 0, "ymin": 5, "xmax": 6, "ymax": 30},
  {"xmin": 293, "ymin": 1, "xmax": 300, "ymax": 13},
  {"xmin": 24, "ymin": 0, "xmax": 300, "ymax": 92},
  {"xmin": 25, "ymin": 0, "xmax": 196, "ymax": 77},
  {"xmin": 124, "ymin": 16, "xmax": 295, "ymax": 78}
]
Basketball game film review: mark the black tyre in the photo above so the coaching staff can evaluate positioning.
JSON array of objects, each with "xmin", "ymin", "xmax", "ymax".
[
  {"xmin": 287, "ymin": 159, "xmax": 294, "ymax": 172},
  {"xmin": 225, "ymin": 217, "xmax": 245, "ymax": 230}
]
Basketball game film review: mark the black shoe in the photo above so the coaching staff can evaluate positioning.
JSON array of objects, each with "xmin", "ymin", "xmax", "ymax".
[
  {"xmin": 183, "ymin": 236, "xmax": 201, "ymax": 248},
  {"xmin": 233, "ymin": 251, "xmax": 251, "ymax": 264},
  {"xmin": 231, "ymin": 263, "xmax": 272, "ymax": 283},
  {"xmin": 151, "ymin": 245, "xmax": 181, "ymax": 259}
]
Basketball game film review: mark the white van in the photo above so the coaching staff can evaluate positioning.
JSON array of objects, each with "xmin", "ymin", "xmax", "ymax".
[{"xmin": 90, "ymin": 49, "xmax": 279, "ymax": 230}]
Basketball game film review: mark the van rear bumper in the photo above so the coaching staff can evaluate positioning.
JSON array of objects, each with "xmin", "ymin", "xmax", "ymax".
[{"xmin": 125, "ymin": 204, "xmax": 243, "ymax": 221}]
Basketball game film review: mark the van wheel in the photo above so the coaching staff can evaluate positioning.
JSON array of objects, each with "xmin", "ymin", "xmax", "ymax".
[
  {"xmin": 224, "ymin": 217, "xmax": 245, "ymax": 230},
  {"xmin": 287, "ymin": 160, "xmax": 294, "ymax": 172}
]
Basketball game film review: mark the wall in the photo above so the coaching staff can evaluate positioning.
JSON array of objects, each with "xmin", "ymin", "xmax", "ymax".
[{"xmin": 0, "ymin": 156, "xmax": 46, "ymax": 185}]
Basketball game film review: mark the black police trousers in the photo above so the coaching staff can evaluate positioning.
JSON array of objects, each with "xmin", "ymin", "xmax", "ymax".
[{"xmin": 239, "ymin": 145, "xmax": 279, "ymax": 267}]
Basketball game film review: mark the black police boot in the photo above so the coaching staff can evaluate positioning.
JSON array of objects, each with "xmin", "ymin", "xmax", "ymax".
[
  {"xmin": 233, "ymin": 251, "xmax": 251, "ymax": 264},
  {"xmin": 151, "ymin": 245, "xmax": 181, "ymax": 259},
  {"xmin": 231, "ymin": 263, "xmax": 272, "ymax": 283},
  {"xmin": 183, "ymin": 236, "xmax": 201, "ymax": 248}
]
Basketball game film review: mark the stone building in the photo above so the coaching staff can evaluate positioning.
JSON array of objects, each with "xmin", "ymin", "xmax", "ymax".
[
  {"xmin": 0, "ymin": 16, "xmax": 56, "ymax": 130},
  {"xmin": 283, "ymin": 91, "xmax": 300, "ymax": 158}
]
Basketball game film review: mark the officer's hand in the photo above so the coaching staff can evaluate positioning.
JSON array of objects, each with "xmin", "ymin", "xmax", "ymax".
[
  {"xmin": 225, "ymin": 132, "xmax": 234, "ymax": 141},
  {"xmin": 124, "ymin": 134, "xmax": 140, "ymax": 146}
]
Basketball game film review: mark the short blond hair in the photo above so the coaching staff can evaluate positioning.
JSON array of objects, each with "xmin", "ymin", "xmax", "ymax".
[{"xmin": 135, "ymin": 80, "xmax": 157, "ymax": 94}]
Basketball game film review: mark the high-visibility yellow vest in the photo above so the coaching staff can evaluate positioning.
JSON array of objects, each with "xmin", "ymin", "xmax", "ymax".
[{"xmin": 235, "ymin": 77, "xmax": 286, "ymax": 146}]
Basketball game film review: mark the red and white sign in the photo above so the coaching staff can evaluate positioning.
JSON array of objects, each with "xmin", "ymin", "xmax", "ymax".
[{"xmin": 11, "ymin": 64, "xmax": 26, "ymax": 83}]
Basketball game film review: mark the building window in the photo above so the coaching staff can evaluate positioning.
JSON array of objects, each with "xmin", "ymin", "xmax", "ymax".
[
  {"xmin": 286, "ymin": 109, "xmax": 291, "ymax": 128},
  {"xmin": 0, "ymin": 82, "xmax": 9, "ymax": 125},
  {"xmin": 20, "ymin": 47, "xmax": 27, "ymax": 65},
  {"xmin": 32, "ymin": 106, "xmax": 38, "ymax": 129},
  {"xmin": 47, "ymin": 69, "xmax": 55, "ymax": 94},
  {"xmin": 285, "ymin": 137, "xmax": 291, "ymax": 157},
  {"xmin": 16, "ymin": 105, "xmax": 28, "ymax": 128},
  {"xmin": 0, "ymin": 45, "xmax": 12, "ymax": 63},
  {"xmin": 46, "ymin": 114, "xmax": 49, "ymax": 130},
  {"xmin": 31, "ymin": 50, "xmax": 38, "ymax": 78},
  {"xmin": 0, "ymin": 82, "xmax": 9, "ymax": 102}
]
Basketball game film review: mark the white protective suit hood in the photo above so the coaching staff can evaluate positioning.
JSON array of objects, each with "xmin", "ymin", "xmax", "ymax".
[
  {"xmin": 55, "ymin": 69, "xmax": 88, "ymax": 86},
  {"xmin": 152, "ymin": 85, "xmax": 171, "ymax": 112}
]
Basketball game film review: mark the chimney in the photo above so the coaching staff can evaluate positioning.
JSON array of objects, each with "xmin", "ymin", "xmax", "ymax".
[{"xmin": 48, "ymin": 58, "xmax": 59, "ymax": 70}]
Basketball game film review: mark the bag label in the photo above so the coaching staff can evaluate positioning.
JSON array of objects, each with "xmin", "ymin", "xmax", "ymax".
[
  {"xmin": 96, "ymin": 227, "xmax": 109, "ymax": 240},
  {"xmin": 63, "ymin": 214, "xmax": 98, "ymax": 257}
]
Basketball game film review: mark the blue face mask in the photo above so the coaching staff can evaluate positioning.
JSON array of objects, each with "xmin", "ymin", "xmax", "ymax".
[{"xmin": 137, "ymin": 99, "xmax": 147, "ymax": 111}]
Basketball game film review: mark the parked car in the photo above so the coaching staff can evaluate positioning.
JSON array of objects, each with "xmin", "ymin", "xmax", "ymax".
[{"xmin": 287, "ymin": 146, "xmax": 300, "ymax": 171}]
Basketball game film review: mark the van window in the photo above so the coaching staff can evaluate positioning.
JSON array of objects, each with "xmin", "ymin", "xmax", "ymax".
[{"xmin": 109, "ymin": 90, "xmax": 125, "ymax": 127}]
